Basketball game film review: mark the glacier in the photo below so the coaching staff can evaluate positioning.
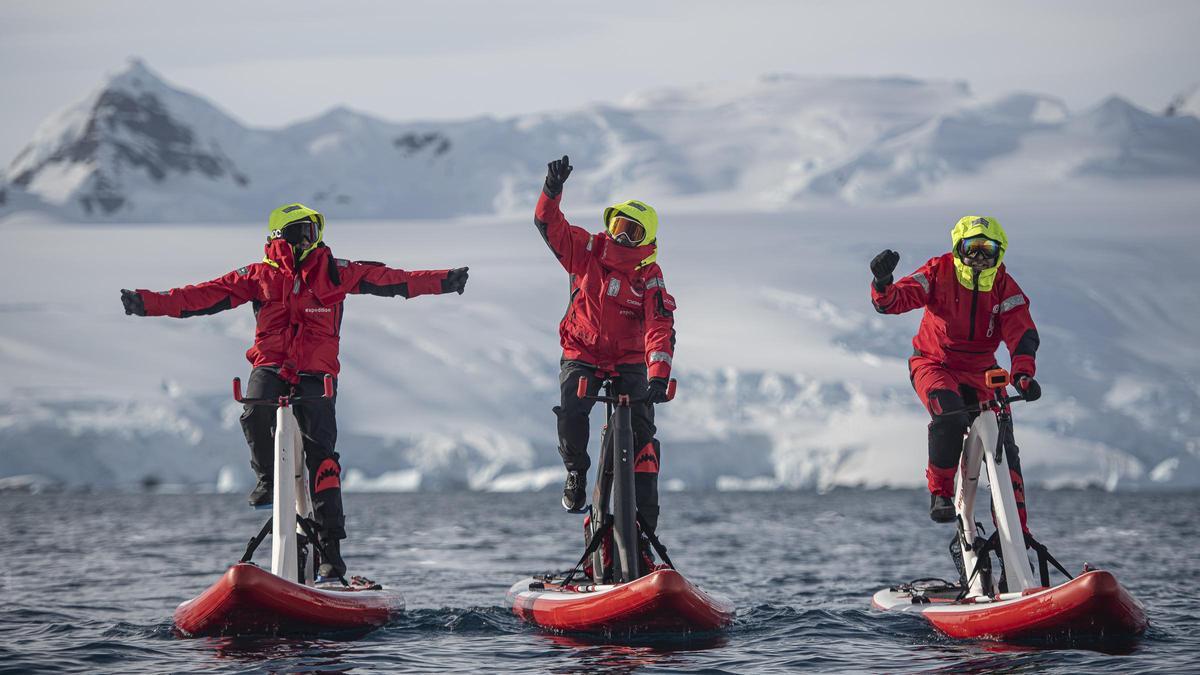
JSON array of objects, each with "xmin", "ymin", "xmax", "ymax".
[{"xmin": 2, "ymin": 192, "xmax": 1197, "ymax": 492}]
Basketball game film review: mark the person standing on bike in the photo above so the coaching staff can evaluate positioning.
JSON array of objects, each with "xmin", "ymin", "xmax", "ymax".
[
  {"xmin": 119, "ymin": 203, "xmax": 469, "ymax": 577},
  {"xmin": 535, "ymin": 155, "xmax": 677, "ymax": 534},
  {"xmin": 869, "ymin": 216, "xmax": 1041, "ymax": 531}
]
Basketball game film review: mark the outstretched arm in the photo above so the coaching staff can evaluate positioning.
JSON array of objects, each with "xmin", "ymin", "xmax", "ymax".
[
  {"xmin": 125, "ymin": 266, "xmax": 260, "ymax": 318},
  {"xmin": 871, "ymin": 253, "xmax": 935, "ymax": 315},
  {"xmin": 341, "ymin": 260, "xmax": 466, "ymax": 298},
  {"xmin": 534, "ymin": 155, "xmax": 594, "ymax": 276}
]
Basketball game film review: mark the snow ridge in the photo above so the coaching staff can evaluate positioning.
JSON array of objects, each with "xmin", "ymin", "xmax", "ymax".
[{"xmin": 3, "ymin": 61, "xmax": 1199, "ymax": 222}]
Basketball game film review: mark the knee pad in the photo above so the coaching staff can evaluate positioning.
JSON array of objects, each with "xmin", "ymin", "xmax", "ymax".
[{"xmin": 927, "ymin": 389, "xmax": 970, "ymax": 469}]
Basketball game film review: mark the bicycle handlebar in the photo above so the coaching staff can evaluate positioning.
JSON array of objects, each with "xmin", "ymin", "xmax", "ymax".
[
  {"xmin": 233, "ymin": 374, "xmax": 334, "ymax": 406},
  {"xmin": 576, "ymin": 375, "xmax": 677, "ymax": 404},
  {"xmin": 939, "ymin": 391, "xmax": 1026, "ymax": 418}
]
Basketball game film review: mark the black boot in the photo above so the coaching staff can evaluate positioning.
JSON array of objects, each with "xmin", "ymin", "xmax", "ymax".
[
  {"xmin": 248, "ymin": 476, "xmax": 273, "ymax": 508},
  {"xmin": 929, "ymin": 494, "xmax": 956, "ymax": 523},
  {"xmin": 562, "ymin": 470, "xmax": 587, "ymax": 512},
  {"xmin": 317, "ymin": 538, "xmax": 346, "ymax": 580}
]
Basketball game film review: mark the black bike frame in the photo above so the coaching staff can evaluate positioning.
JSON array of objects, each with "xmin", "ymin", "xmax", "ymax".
[{"xmin": 580, "ymin": 375, "xmax": 675, "ymax": 584}]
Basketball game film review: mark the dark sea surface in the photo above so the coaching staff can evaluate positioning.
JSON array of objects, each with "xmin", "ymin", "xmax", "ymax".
[{"xmin": 1, "ymin": 489, "xmax": 1195, "ymax": 674}]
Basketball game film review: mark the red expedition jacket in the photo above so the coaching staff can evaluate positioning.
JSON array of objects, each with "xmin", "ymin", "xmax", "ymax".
[
  {"xmin": 137, "ymin": 239, "xmax": 450, "ymax": 381},
  {"xmin": 870, "ymin": 253, "xmax": 1039, "ymax": 377},
  {"xmin": 535, "ymin": 192, "xmax": 677, "ymax": 380}
]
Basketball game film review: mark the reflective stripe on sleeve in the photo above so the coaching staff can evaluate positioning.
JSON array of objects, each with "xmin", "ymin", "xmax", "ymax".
[
  {"xmin": 645, "ymin": 277, "xmax": 665, "ymax": 290},
  {"xmin": 1000, "ymin": 294, "xmax": 1026, "ymax": 313},
  {"xmin": 912, "ymin": 272, "xmax": 929, "ymax": 294},
  {"xmin": 649, "ymin": 351, "xmax": 672, "ymax": 365}
]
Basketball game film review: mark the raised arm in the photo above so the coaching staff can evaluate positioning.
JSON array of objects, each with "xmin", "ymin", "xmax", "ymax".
[
  {"xmin": 534, "ymin": 155, "xmax": 595, "ymax": 276},
  {"xmin": 871, "ymin": 252, "xmax": 935, "ymax": 315},
  {"xmin": 125, "ymin": 265, "xmax": 262, "ymax": 318}
]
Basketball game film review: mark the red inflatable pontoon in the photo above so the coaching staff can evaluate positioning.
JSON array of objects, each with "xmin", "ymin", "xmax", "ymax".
[
  {"xmin": 507, "ymin": 569, "xmax": 734, "ymax": 634},
  {"xmin": 872, "ymin": 569, "xmax": 1147, "ymax": 640},
  {"xmin": 174, "ymin": 563, "xmax": 405, "ymax": 637}
]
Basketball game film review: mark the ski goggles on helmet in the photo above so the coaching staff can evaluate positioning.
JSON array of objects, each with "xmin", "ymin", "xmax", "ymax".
[
  {"xmin": 607, "ymin": 215, "xmax": 646, "ymax": 246},
  {"xmin": 957, "ymin": 236, "xmax": 1001, "ymax": 259},
  {"xmin": 277, "ymin": 218, "xmax": 319, "ymax": 246}
]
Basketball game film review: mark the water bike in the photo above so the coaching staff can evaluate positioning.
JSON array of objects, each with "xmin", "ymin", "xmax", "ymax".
[
  {"xmin": 872, "ymin": 368, "xmax": 1148, "ymax": 641},
  {"xmin": 174, "ymin": 375, "xmax": 404, "ymax": 637},
  {"xmin": 507, "ymin": 375, "xmax": 734, "ymax": 634}
]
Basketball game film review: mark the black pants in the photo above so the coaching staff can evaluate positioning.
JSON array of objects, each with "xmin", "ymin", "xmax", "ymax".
[
  {"xmin": 239, "ymin": 367, "xmax": 346, "ymax": 540},
  {"xmin": 555, "ymin": 359, "xmax": 661, "ymax": 533}
]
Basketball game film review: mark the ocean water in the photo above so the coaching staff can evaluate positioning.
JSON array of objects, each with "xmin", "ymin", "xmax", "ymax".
[{"xmin": 1, "ymin": 489, "xmax": 1194, "ymax": 673}]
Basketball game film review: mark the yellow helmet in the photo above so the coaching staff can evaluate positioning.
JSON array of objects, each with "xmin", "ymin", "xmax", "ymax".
[
  {"xmin": 950, "ymin": 215, "xmax": 1008, "ymax": 291},
  {"xmin": 602, "ymin": 199, "xmax": 659, "ymax": 267},
  {"xmin": 266, "ymin": 203, "xmax": 325, "ymax": 261}
]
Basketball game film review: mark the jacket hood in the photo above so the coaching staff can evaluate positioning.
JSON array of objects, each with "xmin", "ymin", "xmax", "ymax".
[
  {"xmin": 950, "ymin": 215, "xmax": 1008, "ymax": 291},
  {"xmin": 267, "ymin": 203, "xmax": 326, "ymax": 262},
  {"xmin": 603, "ymin": 199, "xmax": 659, "ymax": 267}
]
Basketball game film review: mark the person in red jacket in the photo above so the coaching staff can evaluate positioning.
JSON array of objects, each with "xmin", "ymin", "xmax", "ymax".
[
  {"xmin": 120, "ymin": 203, "xmax": 468, "ymax": 577},
  {"xmin": 536, "ymin": 156, "xmax": 677, "ymax": 534},
  {"xmin": 869, "ymin": 216, "xmax": 1041, "ymax": 530}
]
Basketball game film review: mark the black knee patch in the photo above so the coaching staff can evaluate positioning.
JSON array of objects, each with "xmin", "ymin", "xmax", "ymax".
[{"xmin": 928, "ymin": 389, "xmax": 969, "ymax": 468}]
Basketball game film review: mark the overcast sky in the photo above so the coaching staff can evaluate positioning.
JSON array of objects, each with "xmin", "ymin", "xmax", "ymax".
[{"xmin": 1, "ymin": 0, "xmax": 1197, "ymax": 163}]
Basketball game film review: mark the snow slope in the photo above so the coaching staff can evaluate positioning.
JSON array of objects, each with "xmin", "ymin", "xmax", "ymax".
[
  {"xmin": 3, "ymin": 60, "xmax": 1199, "ymax": 222},
  {"xmin": 3, "ymin": 185, "xmax": 1198, "ymax": 492}
]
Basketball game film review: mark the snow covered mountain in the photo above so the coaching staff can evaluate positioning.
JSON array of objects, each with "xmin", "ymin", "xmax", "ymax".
[{"xmin": 3, "ymin": 60, "xmax": 1199, "ymax": 222}]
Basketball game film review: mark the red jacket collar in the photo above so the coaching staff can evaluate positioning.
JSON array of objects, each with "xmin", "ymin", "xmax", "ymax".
[
  {"xmin": 595, "ymin": 235, "xmax": 655, "ymax": 274},
  {"xmin": 264, "ymin": 240, "xmax": 328, "ymax": 275}
]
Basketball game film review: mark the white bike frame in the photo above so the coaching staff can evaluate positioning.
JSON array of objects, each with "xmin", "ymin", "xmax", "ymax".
[
  {"xmin": 270, "ymin": 401, "xmax": 317, "ymax": 584},
  {"xmin": 954, "ymin": 398, "xmax": 1036, "ymax": 598},
  {"xmin": 234, "ymin": 375, "xmax": 331, "ymax": 586}
]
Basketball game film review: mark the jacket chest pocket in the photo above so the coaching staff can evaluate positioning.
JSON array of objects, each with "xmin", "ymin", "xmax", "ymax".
[
  {"xmin": 605, "ymin": 277, "xmax": 644, "ymax": 321},
  {"xmin": 604, "ymin": 277, "xmax": 643, "ymax": 343},
  {"xmin": 301, "ymin": 292, "xmax": 338, "ymax": 335}
]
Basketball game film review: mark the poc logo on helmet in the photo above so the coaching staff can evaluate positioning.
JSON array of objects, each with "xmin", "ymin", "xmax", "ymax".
[{"xmin": 973, "ymin": 217, "xmax": 990, "ymax": 228}]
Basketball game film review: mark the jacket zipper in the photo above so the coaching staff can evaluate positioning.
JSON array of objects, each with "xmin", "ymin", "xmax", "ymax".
[{"xmin": 968, "ymin": 270, "xmax": 979, "ymax": 341}]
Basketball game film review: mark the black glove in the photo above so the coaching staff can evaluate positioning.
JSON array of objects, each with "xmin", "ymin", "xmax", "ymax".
[
  {"xmin": 646, "ymin": 377, "xmax": 671, "ymax": 404},
  {"xmin": 543, "ymin": 155, "xmax": 573, "ymax": 197},
  {"xmin": 120, "ymin": 289, "xmax": 146, "ymax": 316},
  {"xmin": 1014, "ymin": 373, "xmax": 1041, "ymax": 402},
  {"xmin": 441, "ymin": 267, "xmax": 469, "ymax": 295},
  {"xmin": 870, "ymin": 249, "xmax": 900, "ymax": 292}
]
